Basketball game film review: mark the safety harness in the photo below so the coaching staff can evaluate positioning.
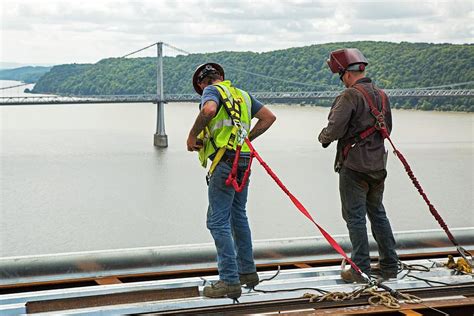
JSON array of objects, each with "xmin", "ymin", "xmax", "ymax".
[
  {"xmin": 341, "ymin": 85, "xmax": 389, "ymax": 160},
  {"xmin": 345, "ymin": 83, "xmax": 473, "ymax": 267},
  {"xmin": 206, "ymin": 85, "xmax": 253, "ymax": 192}
]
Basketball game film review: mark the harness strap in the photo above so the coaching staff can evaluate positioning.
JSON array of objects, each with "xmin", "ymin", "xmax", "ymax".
[
  {"xmin": 224, "ymin": 146, "xmax": 254, "ymax": 192},
  {"xmin": 215, "ymin": 85, "xmax": 254, "ymax": 192},
  {"xmin": 342, "ymin": 126, "xmax": 377, "ymax": 158},
  {"xmin": 207, "ymin": 147, "xmax": 227, "ymax": 178},
  {"xmin": 214, "ymin": 85, "xmax": 242, "ymax": 128},
  {"xmin": 205, "ymin": 85, "xmax": 243, "ymax": 180},
  {"xmin": 352, "ymin": 85, "xmax": 389, "ymax": 138},
  {"xmin": 206, "ymin": 84, "xmax": 253, "ymax": 190},
  {"xmin": 340, "ymin": 85, "xmax": 389, "ymax": 160}
]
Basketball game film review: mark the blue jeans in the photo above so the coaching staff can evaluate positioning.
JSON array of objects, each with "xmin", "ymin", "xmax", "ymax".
[
  {"xmin": 207, "ymin": 161, "xmax": 256, "ymax": 284},
  {"xmin": 339, "ymin": 166, "xmax": 398, "ymax": 275}
]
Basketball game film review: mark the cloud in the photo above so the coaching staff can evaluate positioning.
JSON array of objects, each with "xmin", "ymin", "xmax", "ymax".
[
  {"xmin": 353, "ymin": 1, "xmax": 437, "ymax": 20},
  {"xmin": 0, "ymin": 0, "xmax": 472, "ymax": 64}
]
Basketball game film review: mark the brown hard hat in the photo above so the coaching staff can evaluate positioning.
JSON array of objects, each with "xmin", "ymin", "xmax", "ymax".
[
  {"xmin": 192, "ymin": 63, "xmax": 225, "ymax": 95},
  {"xmin": 327, "ymin": 48, "xmax": 368, "ymax": 74}
]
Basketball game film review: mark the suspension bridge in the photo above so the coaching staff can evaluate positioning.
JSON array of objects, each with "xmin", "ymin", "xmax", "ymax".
[
  {"xmin": 1, "ymin": 42, "xmax": 473, "ymax": 147},
  {"xmin": 0, "ymin": 88, "xmax": 473, "ymax": 106}
]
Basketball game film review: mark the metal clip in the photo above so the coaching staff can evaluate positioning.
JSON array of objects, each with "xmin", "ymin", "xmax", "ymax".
[
  {"xmin": 457, "ymin": 246, "xmax": 473, "ymax": 268},
  {"xmin": 236, "ymin": 126, "xmax": 248, "ymax": 146},
  {"xmin": 375, "ymin": 114, "xmax": 386, "ymax": 130}
]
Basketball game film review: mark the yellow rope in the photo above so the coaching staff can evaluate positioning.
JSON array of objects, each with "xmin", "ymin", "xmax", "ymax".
[
  {"xmin": 445, "ymin": 255, "xmax": 473, "ymax": 274},
  {"xmin": 364, "ymin": 288, "xmax": 400, "ymax": 309},
  {"xmin": 303, "ymin": 286, "xmax": 422, "ymax": 310}
]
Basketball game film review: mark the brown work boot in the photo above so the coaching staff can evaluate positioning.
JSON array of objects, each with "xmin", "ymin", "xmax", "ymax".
[
  {"xmin": 340, "ymin": 269, "xmax": 366, "ymax": 283},
  {"xmin": 239, "ymin": 272, "xmax": 259, "ymax": 288},
  {"xmin": 371, "ymin": 263, "xmax": 382, "ymax": 275},
  {"xmin": 371, "ymin": 263, "xmax": 398, "ymax": 280},
  {"xmin": 203, "ymin": 280, "xmax": 242, "ymax": 299}
]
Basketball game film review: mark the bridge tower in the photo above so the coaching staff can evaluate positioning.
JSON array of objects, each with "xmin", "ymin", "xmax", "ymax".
[{"xmin": 154, "ymin": 42, "xmax": 168, "ymax": 147}]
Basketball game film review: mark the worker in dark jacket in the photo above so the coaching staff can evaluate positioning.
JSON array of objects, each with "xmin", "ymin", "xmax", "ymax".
[{"xmin": 318, "ymin": 48, "xmax": 398, "ymax": 283}]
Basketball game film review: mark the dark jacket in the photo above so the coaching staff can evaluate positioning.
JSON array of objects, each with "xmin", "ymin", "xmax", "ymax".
[{"xmin": 318, "ymin": 78, "xmax": 392, "ymax": 173}]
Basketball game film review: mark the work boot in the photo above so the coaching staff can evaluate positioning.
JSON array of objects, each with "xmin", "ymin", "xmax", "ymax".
[
  {"xmin": 371, "ymin": 263, "xmax": 382, "ymax": 275},
  {"xmin": 371, "ymin": 263, "xmax": 398, "ymax": 280},
  {"xmin": 239, "ymin": 272, "xmax": 259, "ymax": 288},
  {"xmin": 203, "ymin": 280, "xmax": 242, "ymax": 299},
  {"xmin": 379, "ymin": 270, "xmax": 398, "ymax": 281},
  {"xmin": 340, "ymin": 269, "xmax": 367, "ymax": 283},
  {"xmin": 371, "ymin": 262, "xmax": 398, "ymax": 280}
]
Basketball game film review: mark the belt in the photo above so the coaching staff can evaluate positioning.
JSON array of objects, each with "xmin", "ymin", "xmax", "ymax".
[{"xmin": 223, "ymin": 153, "xmax": 251, "ymax": 165}]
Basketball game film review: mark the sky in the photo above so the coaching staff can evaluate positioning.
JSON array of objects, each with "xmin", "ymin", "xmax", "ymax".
[{"xmin": 0, "ymin": 0, "xmax": 473, "ymax": 66}]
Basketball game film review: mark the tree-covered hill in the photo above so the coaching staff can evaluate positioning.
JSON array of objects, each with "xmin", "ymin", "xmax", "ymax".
[
  {"xmin": 31, "ymin": 41, "xmax": 474, "ymax": 111},
  {"xmin": 0, "ymin": 66, "xmax": 51, "ymax": 83}
]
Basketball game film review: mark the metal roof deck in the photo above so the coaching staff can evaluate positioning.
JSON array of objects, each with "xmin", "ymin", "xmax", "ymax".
[{"xmin": 1, "ymin": 257, "xmax": 473, "ymax": 315}]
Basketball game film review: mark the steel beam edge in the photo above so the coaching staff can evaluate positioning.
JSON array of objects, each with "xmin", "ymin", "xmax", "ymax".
[{"xmin": 0, "ymin": 227, "xmax": 472, "ymax": 287}]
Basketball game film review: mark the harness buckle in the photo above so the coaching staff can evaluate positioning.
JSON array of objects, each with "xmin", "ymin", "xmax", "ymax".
[
  {"xmin": 237, "ymin": 127, "xmax": 248, "ymax": 146},
  {"xmin": 375, "ymin": 114, "xmax": 386, "ymax": 130}
]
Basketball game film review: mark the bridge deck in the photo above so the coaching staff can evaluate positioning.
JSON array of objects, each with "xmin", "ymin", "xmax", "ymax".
[{"xmin": 1, "ymin": 89, "xmax": 473, "ymax": 105}]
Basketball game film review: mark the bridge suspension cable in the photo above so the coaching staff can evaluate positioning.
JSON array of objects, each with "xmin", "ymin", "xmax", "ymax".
[
  {"xmin": 413, "ymin": 81, "xmax": 474, "ymax": 90},
  {"xmin": 162, "ymin": 42, "xmax": 324, "ymax": 88},
  {"xmin": 0, "ymin": 82, "xmax": 31, "ymax": 90},
  {"xmin": 121, "ymin": 42, "xmax": 159, "ymax": 58},
  {"xmin": 162, "ymin": 42, "xmax": 193, "ymax": 56}
]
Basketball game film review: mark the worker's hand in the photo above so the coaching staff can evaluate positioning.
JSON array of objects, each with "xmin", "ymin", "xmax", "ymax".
[
  {"xmin": 187, "ymin": 135, "xmax": 203, "ymax": 152},
  {"xmin": 322, "ymin": 142, "xmax": 331, "ymax": 148}
]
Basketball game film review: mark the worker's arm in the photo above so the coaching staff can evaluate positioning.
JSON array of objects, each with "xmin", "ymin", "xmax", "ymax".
[
  {"xmin": 187, "ymin": 100, "xmax": 217, "ymax": 151},
  {"xmin": 248, "ymin": 106, "xmax": 276, "ymax": 141},
  {"xmin": 318, "ymin": 92, "xmax": 353, "ymax": 146}
]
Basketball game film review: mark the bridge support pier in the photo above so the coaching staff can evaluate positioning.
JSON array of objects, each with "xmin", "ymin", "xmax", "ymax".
[
  {"xmin": 154, "ymin": 101, "xmax": 167, "ymax": 147},
  {"xmin": 154, "ymin": 133, "xmax": 168, "ymax": 147},
  {"xmin": 154, "ymin": 42, "xmax": 168, "ymax": 148}
]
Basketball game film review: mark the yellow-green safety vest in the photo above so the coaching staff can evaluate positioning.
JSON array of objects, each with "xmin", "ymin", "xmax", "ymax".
[{"xmin": 198, "ymin": 80, "xmax": 252, "ymax": 168}]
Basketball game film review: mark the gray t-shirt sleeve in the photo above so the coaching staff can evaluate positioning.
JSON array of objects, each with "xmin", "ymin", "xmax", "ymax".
[
  {"xmin": 200, "ymin": 86, "xmax": 221, "ymax": 110},
  {"xmin": 249, "ymin": 94, "xmax": 263, "ymax": 117},
  {"xmin": 200, "ymin": 86, "xmax": 264, "ymax": 118}
]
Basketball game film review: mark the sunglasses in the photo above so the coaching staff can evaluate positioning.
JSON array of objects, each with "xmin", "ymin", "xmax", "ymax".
[{"xmin": 339, "ymin": 71, "xmax": 346, "ymax": 82}]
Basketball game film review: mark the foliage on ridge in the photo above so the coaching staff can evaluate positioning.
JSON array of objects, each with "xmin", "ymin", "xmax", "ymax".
[{"xmin": 31, "ymin": 41, "xmax": 474, "ymax": 111}]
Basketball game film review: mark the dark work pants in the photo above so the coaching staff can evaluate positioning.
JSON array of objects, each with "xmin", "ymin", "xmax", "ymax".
[{"xmin": 339, "ymin": 166, "xmax": 398, "ymax": 275}]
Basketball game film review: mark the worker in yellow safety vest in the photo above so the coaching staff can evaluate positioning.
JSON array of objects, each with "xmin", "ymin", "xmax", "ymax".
[{"xmin": 187, "ymin": 62, "xmax": 276, "ymax": 299}]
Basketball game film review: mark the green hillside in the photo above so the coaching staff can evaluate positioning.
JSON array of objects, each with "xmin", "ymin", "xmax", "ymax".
[
  {"xmin": 0, "ymin": 66, "xmax": 51, "ymax": 83},
  {"xmin": 32, "ymin": 41, "xmax": 474, "ymax": 111}
]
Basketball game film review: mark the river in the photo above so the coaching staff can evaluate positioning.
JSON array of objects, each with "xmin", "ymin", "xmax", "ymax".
[{"xmin": 1, "ymin": 80, "xmax": 473, "ymax": 257}]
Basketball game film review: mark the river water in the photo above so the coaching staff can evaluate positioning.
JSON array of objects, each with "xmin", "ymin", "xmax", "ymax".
[{"xmin": 1, "ymin": 80, "xmax": 473, "ymax": 257}]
